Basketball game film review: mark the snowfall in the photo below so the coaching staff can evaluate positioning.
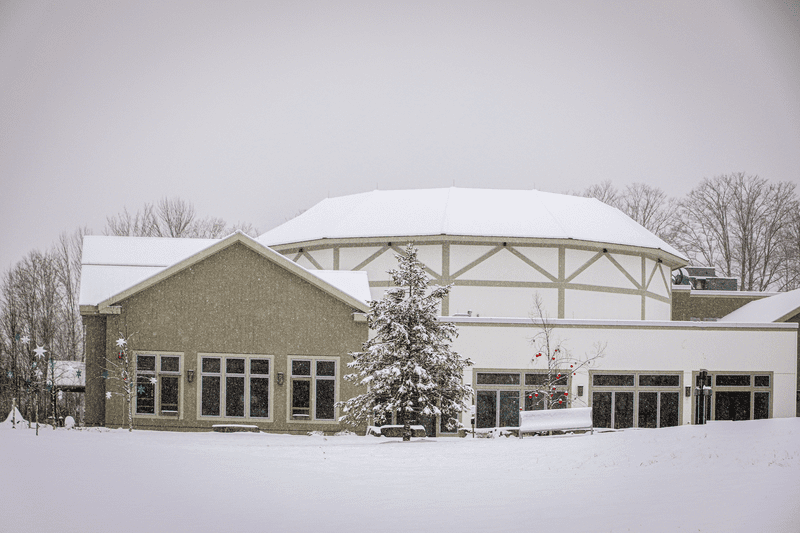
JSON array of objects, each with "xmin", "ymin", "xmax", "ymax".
[{"xmin": 2, "ymin": 414, "xmax": 799, "ymax": 533}]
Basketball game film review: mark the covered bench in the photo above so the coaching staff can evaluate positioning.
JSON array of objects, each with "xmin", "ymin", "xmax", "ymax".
[
  {"xmin": 212, "ymin": 424, "xmax": 260, "ymax": 433},
  {"xmin": 518, "ymin": 407, "xmax": 593, "ymax": 438}
]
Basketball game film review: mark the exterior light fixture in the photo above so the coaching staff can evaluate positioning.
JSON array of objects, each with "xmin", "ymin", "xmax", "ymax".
[
  {"xmin": 277, "ymin": 372, "xmax": 285, "ymax": 386},
  {"xmin": 577, "ymin": 386, "xmax": 584, "ymax": 397},
  {"xmin": 187, "ymin": 369, "xmax": 194, "ymax": 383}
]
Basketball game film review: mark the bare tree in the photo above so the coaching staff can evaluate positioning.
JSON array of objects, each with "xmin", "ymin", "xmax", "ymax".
[
  {"xmin": 101, "ymin": 333, "xmax": 138, "ymax": 431},
  {"xmin": 619, "ymin": 183, "xmax": 678, "ymax": 242},
  {"xmin": 578, "ymin": 180, "xmax": 621, "ymax": 208},
  {"xmin": 104, "ymin": 197, "xmax": 256, "ymax": 238},
  {"xmin": 674, "ymin": 173, "xmax": 798, "ymax": 291},
  {"xmin": 775, "ymin": 209, "xmax": 800, "ymax": 291},
  {"xmin": 528, "ymin": 294, "xmax": 605, "ymax": 410}
]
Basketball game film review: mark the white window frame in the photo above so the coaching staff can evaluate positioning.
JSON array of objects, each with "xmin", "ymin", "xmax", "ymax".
[
  {"xmin": 198, "ymin": 354, "xmax": 273, "ymax": 421},
  {"xmin": 287, "ymin": 356, "xmax": 339, "ymax": 424},
  {"xmin": 134, "ymin": 351, "xmax": 183, "ymax": 419}
]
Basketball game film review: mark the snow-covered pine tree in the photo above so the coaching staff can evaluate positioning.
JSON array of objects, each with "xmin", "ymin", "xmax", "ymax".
[
  {"xmin": 528, "ymin": 294, "xmax": 605, "ymax": 411},
  {"xmin": 338, "ymin": 244, "xmax": 473, "ymax": 441}
]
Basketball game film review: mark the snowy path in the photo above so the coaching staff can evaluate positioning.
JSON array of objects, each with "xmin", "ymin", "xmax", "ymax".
[{"xmin": 2, "ymin": 418, "xmax": 799, "ymax": 532}]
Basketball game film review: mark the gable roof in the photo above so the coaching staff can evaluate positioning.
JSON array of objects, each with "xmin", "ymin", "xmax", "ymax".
[
  {"xmin": 258, "ymin": 187, "xmax": 688, "ymax": 264},
  {"xmin": 718, "ymin": 288, "xmax": 800, "ymax": 323},
  {"xmin": 80, "ymin": 232, "xmax": 370, "ymax": 313}
]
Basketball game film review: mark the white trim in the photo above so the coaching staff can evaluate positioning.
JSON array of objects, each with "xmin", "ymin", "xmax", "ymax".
[{"xmin": 444, "ymin": 316, "xmax": 799, "ymax": 330}]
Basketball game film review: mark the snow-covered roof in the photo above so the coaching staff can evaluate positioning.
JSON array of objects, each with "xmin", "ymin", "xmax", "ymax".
[
  {"xmin": 80, "ymin": 233, "xmax": 371, "ymax": 311},
  {"xmin": 258, "ymin": 188, "xmax": 688, "ymax": 263},
  {"xmin": 718, "ymin": 288, "xmax": 800, "ymax": 323},
  {"xmin": 53, "ymin": 361, "xmax": 85, "ymax": 390}
]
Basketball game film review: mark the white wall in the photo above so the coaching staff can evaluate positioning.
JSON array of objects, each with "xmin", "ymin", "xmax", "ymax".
[
  {"xmin": 452, "ymin": 319, "xmax": 798, "ymax": 422},
  {"xmin": 295, "ymin": 240, "xmax": 674, "ymax": 321}
]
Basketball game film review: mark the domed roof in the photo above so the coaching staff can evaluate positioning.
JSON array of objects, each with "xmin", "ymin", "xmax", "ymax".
[{"xmin": 258, "ymin": 187, "xmax": 687, "ymax": 262}]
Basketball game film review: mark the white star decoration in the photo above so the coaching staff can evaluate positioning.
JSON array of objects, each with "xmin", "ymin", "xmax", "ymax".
[
  {"xmin": 33, "ymin": 345, "xmax": 47, "ymax": 358},
  {"xmin": 21, "ymin": 335, "xmax": 30, "ymax": 345},
  {"xmin": 116, "ymin": 338, "xmax": 127, "ymax": 348},
  {"xmin": 106, "ymin": 392, "xmax": 112, "ymax": 399},
  {"xmin": 149, "ymin": 377, "xmax": 157, "ymax": 384}
]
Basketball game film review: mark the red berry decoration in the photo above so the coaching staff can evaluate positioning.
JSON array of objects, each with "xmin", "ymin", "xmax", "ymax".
[
  {"xmin": 557, "ymin": 373, "xmax": 561, "ymax": 378},
  {"xmin": 564, "ymin": 392, "xmax": 568, "ymax": 396},
  {"xmin": 570, "ymin": 365, "xmax": 573, "ymax": 368},
  {"xmin": 534, "ymin": 393, "xmax": 538, "ymax": 397},
  {"xmin": 559, "ymin": 399, "xmax": 563, "ymax": 404}
]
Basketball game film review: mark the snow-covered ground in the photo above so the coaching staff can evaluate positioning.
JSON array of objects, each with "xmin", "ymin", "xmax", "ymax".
[{"xmin": 2, "ymin": 419, "xmax": 799, "ymax": 533}]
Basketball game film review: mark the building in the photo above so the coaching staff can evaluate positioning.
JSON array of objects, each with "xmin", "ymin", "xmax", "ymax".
[
  {"xmin": 80, "ymin": 233, "xmax": 370, "ymax": 433},
  {"xmin": 80, "ymin": 188, "xmax": 799, "ymax": 434}
]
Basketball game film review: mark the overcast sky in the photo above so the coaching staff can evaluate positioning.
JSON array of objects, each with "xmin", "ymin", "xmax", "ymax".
[{"xmin": 2, "ymin": 1, "xmax": 799, "ymax": 270}]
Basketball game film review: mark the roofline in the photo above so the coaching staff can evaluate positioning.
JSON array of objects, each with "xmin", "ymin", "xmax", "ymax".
[
  {"xmin": 93, "ymin": 232, "xmax": 370, "ymax": 314},
  {"xmin": 265, "ymin": 234, "xmax": 688, "ymax": 268},
  {"xmin": 445, "ymin": 316, "xmax": 799, "ymax": 331}
]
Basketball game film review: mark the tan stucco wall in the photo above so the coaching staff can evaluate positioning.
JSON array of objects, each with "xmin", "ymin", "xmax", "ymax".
[
  {"xmin": 86, "ymin": 242, "xmax": 367, "ymax": 433},
  {"xmin": 671, "ymin": 287, "xmax": 769, "ymax": 321}
]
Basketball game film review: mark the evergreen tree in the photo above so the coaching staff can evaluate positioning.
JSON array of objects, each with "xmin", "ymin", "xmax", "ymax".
[{"xmin": 339, "ymin": 244, "xmax": 473, "ymax": 441}]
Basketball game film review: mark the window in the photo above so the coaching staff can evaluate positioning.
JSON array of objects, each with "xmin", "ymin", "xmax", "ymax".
[
  {"xmin": 290, "ymin": 358, "xmax": 336, "ymax": 421},
  {"xmin": 590, "ymin": 372, "xmax": 681, "ymax": 429},
  {"xmin": 136, "ymin": 354, "xmax": 181, "ymax": 416},
  {"xmin": 474, "ymin": 370, "xmax": 572, "ymax": 429},
  {"xmin": 695, "ymin": 371, "xmax": 773, "ymax": 422},
  {"xmin": 200, "ymin": 355, "xmax": 270, "ymax": 419}
]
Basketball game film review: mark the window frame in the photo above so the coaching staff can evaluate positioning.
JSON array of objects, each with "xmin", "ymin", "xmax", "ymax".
[
  {"xmin": 589, "ymin": 370, "xmax": 682, "ymax": 429},
  {"xmin": 691, "ymin": 370, "xmax": 773, "ymax": 422},
  {"xmin": 473, "ymin": 369, "xmax": 573, "ymax": 429},
  {"xmin": 134, "ymin": 351, "xmax": 183, "ymax": 419},
  {"xmin": 287, "ymin": 356, "xmax": 340, "ymax": 424},
  {"xmin": 198, "ymin": 353, "xmax": 273, "ymax": 421}
]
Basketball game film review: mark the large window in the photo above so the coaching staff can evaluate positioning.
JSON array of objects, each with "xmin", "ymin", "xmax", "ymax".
[
  {"xmin": 474, "ymin": 370, "xmax": 572, "ymax": 429},
  {"xmin": 590, "ymin": 372, "xmax": 681, "ymax": 429},
  {"xmin": 200, "ymin": 355, "xmax": 271, "ymax": 419},
  {"xmin": 290, "ymin": 358, "xmax": 336, "ymax": 421},
  {"xmin": 692, "ymin": 371, "xmax": 772, "ymax": 422},
  {"xmin": 136, "ymin": 353, "xmax": 181, "ymax": 416}
]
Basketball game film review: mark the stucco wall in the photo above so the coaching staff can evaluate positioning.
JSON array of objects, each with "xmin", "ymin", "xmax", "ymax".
[{"xmin": 88, "ymin": 242, "xmax": 368, "ymax": 433}]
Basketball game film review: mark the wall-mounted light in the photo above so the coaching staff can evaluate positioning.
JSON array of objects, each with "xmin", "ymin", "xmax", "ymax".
[
  {"xmin": 577, "ymin": 385, "xmax": 584, "ymax": 397},
  {"xmin": 277, "ymin": 372, "xmax": 285, "ymax": 386},
  {"xmin": 187, "ymin": 369, "xmax": 194, "ymax": 383},
  {"xmin": 685, "ymin": 386, "xmax": 691, "ymax": 397}
]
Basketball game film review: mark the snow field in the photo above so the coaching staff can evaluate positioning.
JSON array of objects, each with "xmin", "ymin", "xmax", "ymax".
[{"xmin": 2, "ymin": 418, "xmax": 799, "ymax": 533}]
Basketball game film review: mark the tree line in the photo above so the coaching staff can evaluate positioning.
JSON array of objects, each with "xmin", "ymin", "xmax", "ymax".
[
  {"xmin": 0, "ymin": 197, "xmax": 257, "ymax": 423},
  {"xmin": 576, "ymin": 173, "xmax": 799, "ymax": 292}
]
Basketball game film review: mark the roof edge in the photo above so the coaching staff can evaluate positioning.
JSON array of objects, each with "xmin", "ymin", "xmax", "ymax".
[{"xmin": 98, "ymin": 232, "xmax": 370, "ymax": 313}]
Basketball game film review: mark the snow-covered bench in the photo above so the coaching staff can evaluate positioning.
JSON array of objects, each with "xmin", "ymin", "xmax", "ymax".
[
  {"xmin": 366, "ymin": 425, "xmax": 427, "ymax": 437},
  {"xmin": 212, "ymin": 424, "xmax": 260, "ymax": 433},
  {"xmin": 518, "ymin": 407, "xmax": 593, "ymax": 438}
]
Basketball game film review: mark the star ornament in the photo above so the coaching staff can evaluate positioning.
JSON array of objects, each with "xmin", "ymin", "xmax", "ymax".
[
  {"xmin": 33, "ymin": 345, "xmax": 47, "ymax": 358},
  {"xmin": 106, "ymin": 391, "xmax": 112, "ymax": 399},
  {"xmin": 21, "ymin": 335, "xmax": 30, "ymax": 345},
  {"xmin": 116, "ymin": 338, "xmax": 127, "ymax": 348}
]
